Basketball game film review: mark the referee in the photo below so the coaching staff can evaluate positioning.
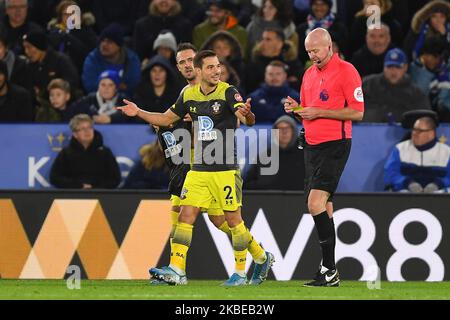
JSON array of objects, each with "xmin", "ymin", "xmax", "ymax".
[{"xmin": 284, "ymin": 28, "xmax": 364, "ymax": 287}]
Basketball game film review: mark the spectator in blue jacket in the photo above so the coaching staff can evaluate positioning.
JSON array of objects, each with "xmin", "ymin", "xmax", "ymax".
[
  {"xmin": 409, "ymin": 37, "xmax": 450, "ymax": 122},
  {"xmin": 82, "ymin": 23, "xmax": 141, "ymax": 97},
  {"xmin": 384, "ymin": 112, "xmax": 450, "ymax": 193},
  {"xmin": 248, "ymin": 60, "xmax": 300, "ymax": 124}
]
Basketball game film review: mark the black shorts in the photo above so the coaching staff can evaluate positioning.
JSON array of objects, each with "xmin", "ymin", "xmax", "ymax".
[
  {"xmin": 304, "ymin": 139, "xmax": 352, "ymax": 203},
  {"xmin": 168, "ymin": 164, "xmax": 190, "ymax": 197}
]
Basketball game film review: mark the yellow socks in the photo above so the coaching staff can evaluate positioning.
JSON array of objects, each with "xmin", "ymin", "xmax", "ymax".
[
  {"xmin": 247, "ymin": 229, "xmax": 267, "ymax": 264},
  {"xmin": 170, "ymin": 211, "xmax": 179, "ymax": 240},
  {"xmin": 218, "ymin": 221, "xmax": 232, "ymax": 237},
  {"xmin": 169, "ymin": 222, "xmax": 193, "ymax": 276},
  {"xmin": 230, "ymin": 222, "xmax": 250, "ymax": 276}
]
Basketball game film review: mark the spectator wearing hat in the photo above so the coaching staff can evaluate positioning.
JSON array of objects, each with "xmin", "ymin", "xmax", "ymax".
[
  {"xmin": 351, "ymin": 23, "xmax": 393, "ymax": 78},
  {"xmin": 248, "ymin": 60, "xmax": 300, "ymax": 124},
  {"xmin": 193, "ymin": 0, "xmax": 248, "ymax": 57},
  {"xmin": 0, "ymin": 59, "xmax": 33, "ymax": 122},
  {"xmin": 82, "ymin": 23, "xmax": 141, "ymax": 97},
  {"xmin": 296, "ymin": 0, "xmax": 348, "ymax": 64},
  {"xmin": 384, "ymin": 112, "xmax": 450, "ymax": 193},
  {"xmin": 71, "ymin": 70, "xmax": 129, "ymax": 124},
  {"xmin": 153, "ymin": 31, "xmax": 177, "ymax": 61},
  {"xmin": 151, "ymin": 30, "xmax": 186, "ymax": 88},
  {"xmin": 1, "ymin": 0, "xmax": 43, "ymax": 56},
  {"xmin": 133, "ymin": 55, "xmax": 181, "ymax": 118},
  {"xmin": 133, "ymin": 0, "xmax": 192, "ymax": 60},
  {"xmin": 362, "ymin": 48, "xmax": 430, "ymax": 123},
  {"xmin": 246, "ymin": 27, "xmax": 303, "ymax": 93},
  {"xmin": 403, "ymin": 0, "xmax": 450, "ymax": 62},
  {"xmin": 409, "ymin": 37, "xmax": 450, "ymax": 122},
  {"xmin": 244, "ymin": 115, "xmax": 305, "ymax": 190},
  {"xmin": 0, "ymin": 31, "xmax": 31, "ymax": 92},
  {"xmin": 151, "ymin": 30, "xmax": 179, "ymax": 68},
  {"xmin": 23, "ymin": 30, "xmax": 79, "ymax": 100}
]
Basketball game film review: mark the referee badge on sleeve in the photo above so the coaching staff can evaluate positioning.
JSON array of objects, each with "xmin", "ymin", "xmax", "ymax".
[{"xmin": 354, "ymin": 87, "xmax": 364, "ymax": 102}]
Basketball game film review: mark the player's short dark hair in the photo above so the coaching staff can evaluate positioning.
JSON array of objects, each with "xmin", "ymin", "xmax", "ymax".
[
  {"xmin": 177, "ymin": 43, "xmax": 198, "ymax": 54},
  {"xmin": 193, "ymin": 50, "xmax": 217, "ymax": 69},
  {"xmin": 263, "ymin": 27, "xmax": 285, "ymax": 42}
]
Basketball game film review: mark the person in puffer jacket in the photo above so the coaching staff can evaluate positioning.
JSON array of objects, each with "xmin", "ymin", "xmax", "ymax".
[{"xmin": 50, "ymin": 114, "xmax": 121, "ymax": 189}]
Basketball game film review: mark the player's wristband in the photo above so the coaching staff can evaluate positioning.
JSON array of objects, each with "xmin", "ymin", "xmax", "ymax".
[{"xmin": 292, "ymin": 105, "xmax": 303, "ymax": 111}]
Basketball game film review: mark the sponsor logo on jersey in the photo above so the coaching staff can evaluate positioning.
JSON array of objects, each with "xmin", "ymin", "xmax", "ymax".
[
  {"xmin": 319, "ymin": 89, "xmax": 329, "ymax": 102},
  {"xmin": 162, "ymin": 132, "xmax": 177, "ymax": 148},
  {"xmin": 162, "ymin": 132, "xmax": 182, "ymax": 158},
  {"xmin": 198, "ymin": 116, "xmax": 217, "ymax": 141}
]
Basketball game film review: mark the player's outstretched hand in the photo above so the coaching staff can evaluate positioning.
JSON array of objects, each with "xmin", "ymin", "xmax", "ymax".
[
  {"xmin": 237, "ymin": 98, "xmax": 252, "ymax": 117},
  {"xmin": 284, "ymin": 96, "xmax": 299, "ymax": 113},
  {"xmin": 116, "ymin": 99, "xmax": 140, "ymax": 117}
]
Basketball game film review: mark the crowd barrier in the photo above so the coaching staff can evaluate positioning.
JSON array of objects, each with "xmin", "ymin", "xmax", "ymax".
[{"xmin": 0, "ymin": 190, "xmax": 448, "ymax": 281}]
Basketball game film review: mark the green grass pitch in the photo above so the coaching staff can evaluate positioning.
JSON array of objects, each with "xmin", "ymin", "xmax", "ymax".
[{"xmin": 0, "ymin": 280, "xmax": 449, "ymax": 300}]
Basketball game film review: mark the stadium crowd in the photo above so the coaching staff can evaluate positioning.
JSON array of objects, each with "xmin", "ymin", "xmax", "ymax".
[{"xmin": 0, "ymin": 0, "xmax": 449, "ymax": 190}]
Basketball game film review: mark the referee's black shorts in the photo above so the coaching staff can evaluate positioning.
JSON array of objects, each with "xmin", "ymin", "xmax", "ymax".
[{"xmin": 304, "ymin": 139, "xmax": 352, "ymax": 203}]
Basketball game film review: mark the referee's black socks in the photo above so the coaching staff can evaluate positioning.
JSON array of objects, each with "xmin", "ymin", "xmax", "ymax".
[
  {"xmin": 313, "ymin": 211, "xmax": 336, "ymax": 270},
  {"xmin": 330, "ymin": 217, "xmax": 336, "ymax": 262}
]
